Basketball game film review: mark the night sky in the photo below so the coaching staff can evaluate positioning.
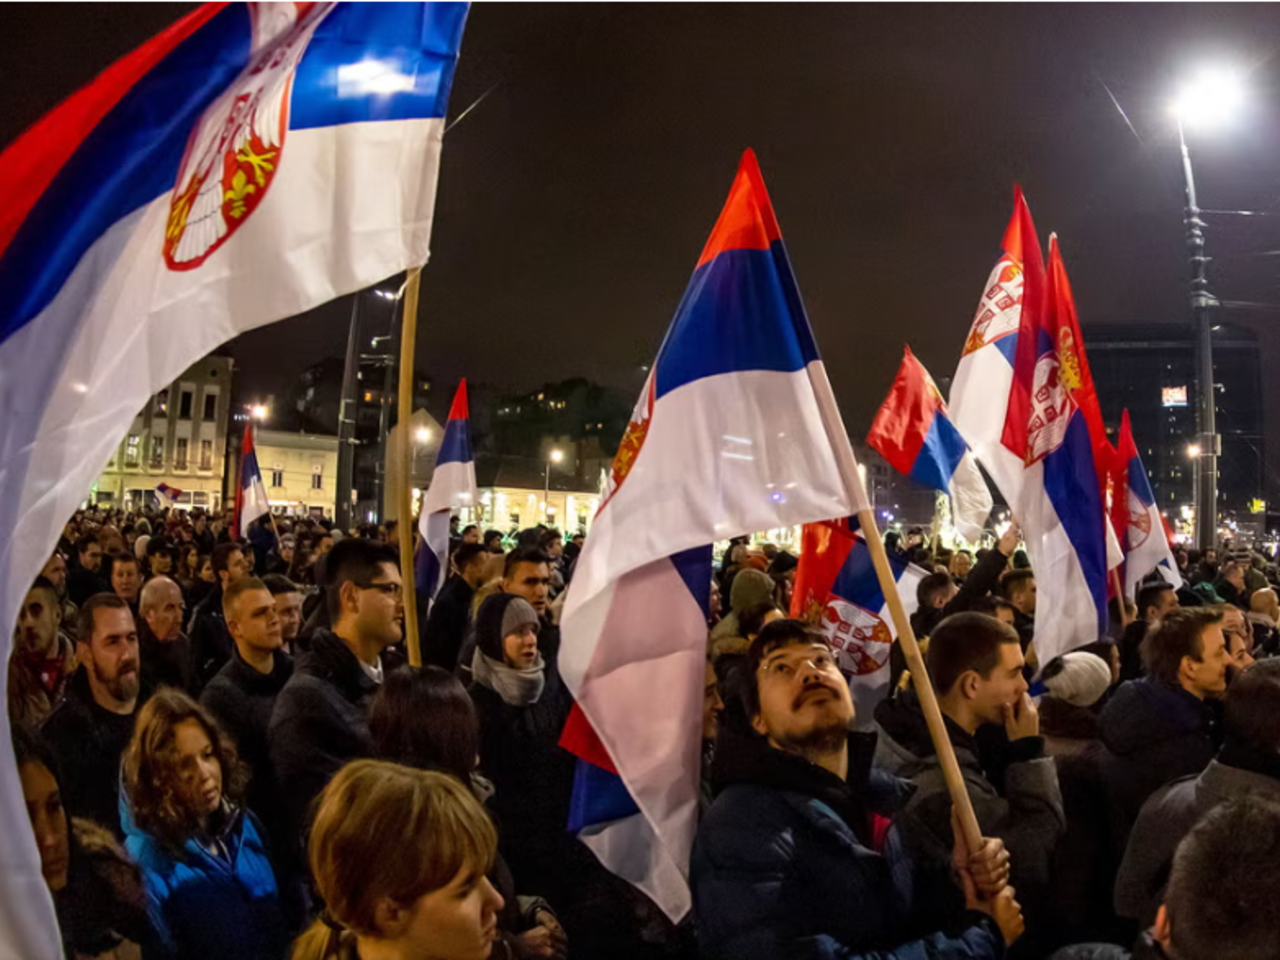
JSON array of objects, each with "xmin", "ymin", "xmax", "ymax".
[{"xmin": 6, "ymin": 4, "xmax": 1280, "ymax": 493}]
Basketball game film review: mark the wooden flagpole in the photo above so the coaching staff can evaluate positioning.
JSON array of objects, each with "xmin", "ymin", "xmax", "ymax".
[
  {"xmin": 397, "ymin": 267, "xmax": 423, "ymax": 668},
  {"xmin": 807, "ymin": 364, "xmax": 985, "ymax": 857},
  {"xmin": 1113, "ymin": 569, "xmax": 1132, "ymax": 626}
]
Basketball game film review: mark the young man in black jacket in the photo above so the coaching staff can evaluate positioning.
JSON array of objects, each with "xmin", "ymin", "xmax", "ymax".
[{"xmin": 422, "ymin": 542, "xmax": 488, "ymax": 670}]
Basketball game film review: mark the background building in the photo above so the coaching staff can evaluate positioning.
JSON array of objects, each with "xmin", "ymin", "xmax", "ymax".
[
  {"xmin": 254, "ymin": 429, "xmax": 341, "ymax": 519},
  {"xmin": 93, "ymin": 357, "xmax": 234, "ymax": 511}
]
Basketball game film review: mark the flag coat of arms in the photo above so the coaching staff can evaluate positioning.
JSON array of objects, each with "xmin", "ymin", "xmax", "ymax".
[
  {"xmin": 0, "ymin": 6, "xmax": 467, "ymax": 956},
  {"xmin": 790, "ymin": 516, "xmax": 926, "ymax": 725},
  {"xmin": 558, "ymin": 150, "xmax": 868, "ymax": 920},
  {"xmin": 417, "ymin": 379, "xmax": 476, "ymax": 598},
  {"xmin": 1118, "ymin": 410, "xmax": 1183, "ymax": 596},
  {"xmin": 867, "ymin": 345, "xmax": 992, "ymax": 543}
]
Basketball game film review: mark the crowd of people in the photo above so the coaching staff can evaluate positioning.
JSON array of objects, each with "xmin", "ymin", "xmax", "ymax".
[{"xmin": 9, "ymin": 504, "xmax": 1280, "ymax": 959}]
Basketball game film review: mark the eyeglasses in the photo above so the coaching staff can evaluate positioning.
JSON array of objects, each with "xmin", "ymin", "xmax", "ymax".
[
  {"xmin": 758, "ymin": 650, "xmax": 837, "ymax": 679},
  {"xmin": 358, "ymin": 582, "xmax": 403, "ymax": 600}
]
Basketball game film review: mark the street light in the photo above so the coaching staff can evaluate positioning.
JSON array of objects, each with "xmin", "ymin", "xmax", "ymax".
[
  {"xmin": 250, "ymin": 404, "xmax": 268, "ymax": 421},
  {"xmin": 1171, "ymin": 68, "xmax": 1244, "ymax": 551},
  {"xmin": 544, "ymin": 448, "xmax": 563, "ymax": 524},
  {"xmin": 415, "ymin": 427, "xmax": 431, "ymax": 443}
]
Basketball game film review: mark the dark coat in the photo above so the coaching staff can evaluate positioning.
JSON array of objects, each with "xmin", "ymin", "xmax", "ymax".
[
  {"xmin": 68, "ymin": 564, "xmax": 109, "ymax": 607},
  {"xmin": 874, "ymin": 694, "xmax": 1065, "ymax": 897},
  {"xmin": 41, "ymin": 668, "xmax": 138, "ymax": 837},
  {"xmin": 910, "ymin": 546, "xmax": 1011, "ymax": 640},
  {"xmin": 267, "ymin": 630, "xmax": 378, "ymax": 849},
  {"xmin": 201, "ymin": 647, "xmax": 294, "ymax": 832},
  {"xmin": 469, "ymin": 664, "xmax": 575, "ymax": 898},
  {"xmin": 1098, "ymin": 678, "xmax": 1218, "ymax": 834},
  {"xmin": 1115, "ymin": 745, "xmax": 1280, "ymax": 929},
  {"xmin": 692, "ymin": 730, "xmax": 1005, "ymax": 960},
  {"xmin": 422, "ymin": 575, "xmax": 474, "ymax": 670},
  {"xmin": 189, "ymin": 584, "xmax": 232, "ymax": 688},
  {"xmin": 58, "ymin": 817, "xmax": 151, "ymax": 959},
  {"xmin": 138, "ymin": 618, "xmax": 199, "ymax": 698},
  {"xmin": 1117, "ymin": 620, "xmax": 1149, "ymax": 684}
]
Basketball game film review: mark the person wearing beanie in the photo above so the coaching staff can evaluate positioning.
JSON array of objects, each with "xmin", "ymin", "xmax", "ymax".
[
  {"xmin": 709, "ymin": 567, "xmax": 776, "ymax": 644},
  {"xmin": 468, "ymin": 594, "xmax": 576, "ymax": 899}
]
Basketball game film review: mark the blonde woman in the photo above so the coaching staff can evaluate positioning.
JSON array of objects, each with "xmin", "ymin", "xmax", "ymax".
[{"xmin": 292, "ymin": 760, "xmax": 505, "ymax": 960}]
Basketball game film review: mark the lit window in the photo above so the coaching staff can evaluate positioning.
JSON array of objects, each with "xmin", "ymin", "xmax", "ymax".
[{"xmin": 125, "ymin": 435, "xmax": 140, "ymax": 467}]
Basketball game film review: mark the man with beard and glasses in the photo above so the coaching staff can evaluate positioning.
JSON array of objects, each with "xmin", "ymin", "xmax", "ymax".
[
  {"xmin": 692, "ymin": 619, "xmax": 1023, "ymax": 959},
  {"xmin": 43, "ymin": 594, "xmax": 146, "ymax": 837}
]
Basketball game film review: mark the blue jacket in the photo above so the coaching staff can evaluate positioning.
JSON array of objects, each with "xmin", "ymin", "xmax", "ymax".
[
  {"xmin": 691, "ymin": 731, "xmax": 1004, "ymax": 960},
  {"xmin": 122, "ymin": 795, "xmax": 287, "ymax": 960}
]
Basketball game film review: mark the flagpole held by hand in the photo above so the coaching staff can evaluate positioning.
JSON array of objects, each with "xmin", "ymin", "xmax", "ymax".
[
  {"xmin": 805, "ymin": 361, "xmax": 987, "ymax": 864},
  {"xmin": 397, "ymin": 267, "xmax": 423, "ymax": 667}
]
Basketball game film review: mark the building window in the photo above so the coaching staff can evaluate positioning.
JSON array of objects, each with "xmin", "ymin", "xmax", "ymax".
[
  {"xmin": 199, "ymin": 440, "xmax": 213, "ymax": 470},
  {"xmin": 154, "ymin": 390, "xmax": 169, "ymax": 417},
  {"xmin": 179, "ymin": 390, "xmax": 193, "ymax": 419},
  {"xmin": 311, "ymin": 472, "xmax": 323, "ymax": 490},
  {"xmin": 150, "ymin": 436, "xmax": 164, "ymax": 468},
  {"xmin": 124, "ymin": 435, "xmax": 140, "ymax": 467},
  {"xmin": 176, "ymin": 438, "xmax": 188, "ymax": 469},
  {"xmin": 203, "ymin": 393, "xmax": 217, "ymax": 421},
  {"xmin": 271, "ymin": 469, "xmax": 284, "ymax": 487}
]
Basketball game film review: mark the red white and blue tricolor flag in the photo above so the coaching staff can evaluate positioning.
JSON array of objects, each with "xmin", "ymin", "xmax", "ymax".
[
  {"xmin": 417, "ymin": 379, "xmax": 476, "ymax": 599},
  {"xmin": 235, "ymin": 423, "xmax": 272, "ymax": 539},
  {"xmin": 557, "ymin": 150, "xmax": 868, "ymax": 920},
  {"xmin": 0, "ymin": 6, "xmax": 467, "ymax": 955},
  {"xmin": 1118, "ymin": 409, "xmax": 1183, "ymax": 597},
  {"xmin": 155, "ymin": 482, "xmax": 184, "ymax": 506},
  {"xmin": 790, "ymin": 516, "xmax": 927, "ymax": 724},
  {"xmin": 867, "ymin": 345, "xmax": 993, "ymax": 543}
]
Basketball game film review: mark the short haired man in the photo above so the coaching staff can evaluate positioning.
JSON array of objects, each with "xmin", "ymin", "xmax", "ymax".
[
  {"xmin": 422, "ymin": 542, "xmax": 488, "ymax": 670},
  {"xmin": 482, "ymin": 529, "xmax": 504, "ymax": 554},
  {"xmin": 190, "ymin": 542, "xmax": 251, "ymax": 686},
  {"xmin": 1116, "ymin": 659, "xmax": 1280, "ymax": 930},
  {"xmin": 970, "ymin": 596, "xmax": 1018, "ymax": 629},
  {"xmin": 999, "ymin": 569, "xmax": 1036, "ymax": 648},
  {"xmin": 876, "ymin": 612, "xmax": 1065, "ymax": 902},
  {"xmin": 461, "ymin": 524, "xmax": 481, "ymax": 545},
  {"xmin": 9, "ymin": 577, "xmax": 77, "ymax": 726},
  {"xmin": 145, "ymin": 536, "xmax": 176, "ymax": 578},
  {"xmin": 68, "ymin": 534, "xmax": 108, "ymax": 606},
  {"xmin": 1100, "ymin": 607, "xmax": 1229, "ymax": 833},
  {"xmin": 1118, "ymin": 582, "xmax": 1179, "ymax": 683},
  {"xmin": 1214, "ymin": 559, "xmax": 1246, "ymax": 608},
  {"xmin": 269, "ymin": 539, "xmax": 402, "ymax": 851},
  {"xmin": 42, "ymin": 594, "xmax": 143, "ymax": 836},
  {"xmin": 262, "ymin": 573, "xmax": 304, "ymax": 655},
  {"xmin": 136, "ymin": 576, "xmax": 197, "ymax": 697},
  {"xmin": 40, "ymin": 552, "xmax": 78, "ymax": 637},
  {"xmin": 203, "ymin": 576, "xmax": 294, "ymax": 831},
  {"xmin": 109, "ymin": 554, "xmax": 142, "ymax": 611},
  {"xmin": 693, "ymin": 619, "xmax": 1022, "ymax": 958}
]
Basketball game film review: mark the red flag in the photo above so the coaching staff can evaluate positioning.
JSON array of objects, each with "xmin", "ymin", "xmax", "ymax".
[
  {"xmin": 790, "ymin": 518, "xmax": 857, "ymax": 621},
  {"xmin": 998, "ymin": 185, "xmax": 1048, "ymax": 461}
]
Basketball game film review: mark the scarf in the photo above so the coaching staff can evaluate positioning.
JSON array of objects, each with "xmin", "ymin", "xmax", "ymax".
[{"xmin": 472, "ymin": 649, "xmax": 545, "ymax": 706}]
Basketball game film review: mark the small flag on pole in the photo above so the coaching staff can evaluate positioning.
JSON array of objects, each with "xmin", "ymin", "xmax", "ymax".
[
  {"xmin": 1118, "ymin": 410, "xmax": 1183, "ymax": 596},
  {"xmin": 416, "ymin": 379, "xmax": 476, "ymax": 599},
  {"xmin": 155, "ymin": 482, "xmax": 183, "ymax": 507},
  {"xmin": 236, "ymin": 423, "xmax": 271, "ymax": 539}
]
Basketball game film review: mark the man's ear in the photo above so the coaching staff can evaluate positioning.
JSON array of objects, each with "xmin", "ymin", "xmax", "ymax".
[
  {"xmin": 959, "ymin": 670, "xmax": 981, "ymax": 701},
  {"xmin": 751, "ymin": 712, "xmax": 769, "ymax": 738},
  {"xmin": 1152, "ymin": 903, "xmax": 1172, "ymax": 949}
]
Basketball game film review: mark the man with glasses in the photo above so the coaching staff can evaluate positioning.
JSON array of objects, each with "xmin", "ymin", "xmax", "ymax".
[
  {"xmin": 269, "ymin": 538, "xmax": 404, "ymax": 862},
  {"xmin": 692, "ymin": 618, "xmax": 1023, "ymax": 959}
]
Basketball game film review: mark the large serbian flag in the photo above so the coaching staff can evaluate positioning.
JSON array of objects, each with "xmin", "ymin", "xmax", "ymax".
[
  {"xmin": 417, "ymin": 379, "xmax": 476, "ymax": 599},
  {"xmin": 867, "ymin": 345, "xmax": 992, "ymax": 543},
  {"xmin": 791, "ymin": 516, "xmax": 927, "ymax": 726},
  {"xmin": 235, "ymin": 422, "xmax": 273, "ymax": 538},
  {"xmin": 558, "ymin": 150, "xmax": 868, "ymax": 920},
  {"xmin": 0, "ymin": 6, "xmax": 467, "ymax": 957},
  {"xmin": 1118, "ymin": 409, "xmax": 1183, "ymax": 597}
]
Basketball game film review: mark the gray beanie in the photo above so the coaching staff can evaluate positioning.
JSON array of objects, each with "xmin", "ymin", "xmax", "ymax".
[
  {"xmin": 501, "ymin": 597, "xmax": 540, "ymax": 641},
  {"xmin": 1042, "ymin": 651, "xmax": 1112, "ymax": 708}
]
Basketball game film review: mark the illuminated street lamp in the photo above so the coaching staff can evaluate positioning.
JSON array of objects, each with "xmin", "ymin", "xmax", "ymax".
[
  {"xmin": 544, "ymin": 448, "xmax": 563, "ymax": 523},
  {"xmin": 1171, "ymin": 67, "xmax": 1245, "ymax": 550},
  {"xmin": 250, "ymin": 404, "xmax": 268, "ymax": 421},
  {"xmin": 415, "ymin": 426, "xmax": 431, "ymax": 443}
]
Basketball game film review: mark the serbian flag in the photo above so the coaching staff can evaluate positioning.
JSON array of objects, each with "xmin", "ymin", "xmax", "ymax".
[
  {"xmin": 1118, "ymin": 409, "xmax": 1183, "ymax": 597},
  {"xmin": 558, "ymin": 150, "xmax": 868, "ymax": 920},
  {"xmin": 791, "ymin": 516, "xmax": 927, "ymax": 726},
  {"xmin": 0, "ymin": 6, "xmax": 467, "ymax": 954},
  {"xmin": 999, "ymin": 234, "xmax": 1110, "ymax": 664},
  {"xmin": 155, "ymin": 482, "xmax": 183, "ymax": 506},
  {"xmin": 867, "ymin": 346, "xmax": 992, "ymax": 543},
  {"xmin": 949, "ymin": 186, "xmax": 1044, "ymax": 516},
  {"xmin": 235, "ymin": 423, "xmax": 272, "ymax": 538},
  {"xmin": 417, "ymin": 379, "xmax": 476, "ymax": 599}
]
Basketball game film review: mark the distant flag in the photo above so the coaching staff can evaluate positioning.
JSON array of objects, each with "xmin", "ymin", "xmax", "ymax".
[
  {"xmin": 1118, "ymin": 409, "xmax": 1184, "ymax": 596},
  {"xmin": 416, "ymin": 379, "xmax": 476, "ymax": 599},
  {"xmin": 235, "ymin": 423, "xmax": 272, "ymax": 539},
  {"xmin": 558, "ymin": 150, "xmax": 867, "ymax": 920},
  {"xmin": 867, "ymin": 345, "xmax": 992, "ymax": 543},
  {"xmin": 791, "ymin": 516, "xmax": 927, "ymax": 724},
  {"xmin": 155, "ymin": 482, "xmax": 183, "ymax": 507},
  {"xmin": 999, "ymin": 234, "xmax": 1110, "ymax": 664},
  {"xmin": 0, "ymin": 6, "xmax": 467, "ymax": 951}
]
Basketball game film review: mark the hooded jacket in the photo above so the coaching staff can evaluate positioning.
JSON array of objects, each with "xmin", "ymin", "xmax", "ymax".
[
  {"xmin": 873, "ymin": 693, "xmax": 1065, "ymax": 894},
  {"xmin": 692, "ymin": 729, "xmax": 1004, "ymax": 960},
  {"xmin": 1098, "ymin": 677, "xmax": 1217, "ymax": 831},
  {"xmin": 8, "ymin": 630, "xmax": 77, "ymax": 727},
  {"xmin": 709, "ymin": 568, "xmax": 776, "ymax": 645},
  {"xmin": 58, "ymin": 817, "xmax": 151, "ymax": 959},
  {"xmin": 189, "ymin": 583, "xmax": 232, "ymax": 688}
]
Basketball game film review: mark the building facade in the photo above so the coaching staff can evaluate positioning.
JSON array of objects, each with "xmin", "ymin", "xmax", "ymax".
[
  {"xmin": 254, "ymin": 429, "xmax": 341, "ymax": 519},
  {"xmin": 93, "ymin": 357, "xmax": 234, "ymax": 511}
]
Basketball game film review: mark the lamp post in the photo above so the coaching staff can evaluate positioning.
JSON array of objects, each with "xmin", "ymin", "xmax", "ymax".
[
  {"xmin": 1187, "ymin": 443, "xmax": 1203, "ymax": 538},
  {"xmin": 1173, "ymin": 68, "xmax": 1243, "ymax": 550},
  {"xmin": 544, "ymin": 448, "xmax": 563, "ymax": 524}
]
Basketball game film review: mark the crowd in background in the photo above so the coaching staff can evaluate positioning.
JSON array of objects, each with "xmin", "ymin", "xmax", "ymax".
[{"xmin": 10, "ymin": 504, "xmax": 1280, "ymax": 959}]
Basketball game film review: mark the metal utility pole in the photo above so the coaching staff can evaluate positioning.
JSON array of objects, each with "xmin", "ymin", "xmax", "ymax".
[
  {"xmin": 1180, "ymin": 121, "xmax": 1220, "ymax": 551},
  {"xmin": 335, "ymin": 295, "xmax": 361, "ymax": 532},
  {"xmin": 374, "ymin": 296, "xmax": 402, "ymax": 524}
]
